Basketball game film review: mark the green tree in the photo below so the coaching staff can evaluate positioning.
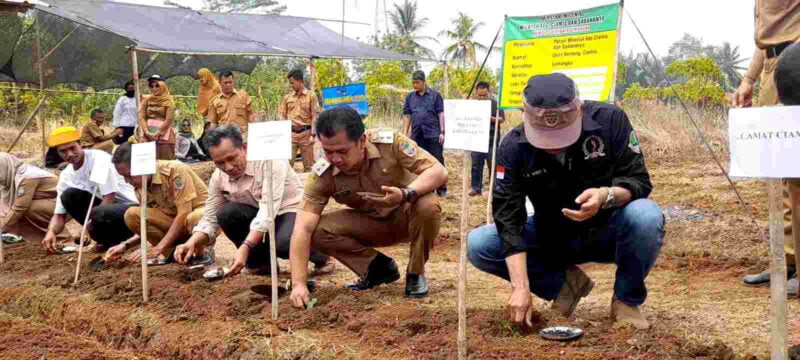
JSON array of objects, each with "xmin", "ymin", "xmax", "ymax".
[
  {"xmin": 704, "ymin": 42, "xmax": 747, "ymax": 91},
  {"xmin": 362, "ymin": 61, "xmax": 411, "ymax": 114},
  {"xmin": 439, "ymin": 13, "xmax": 487, "ymax": 68},
  {"xmin": 387, "ymin": 0, "xmax": 436, "ymax": 58},
  {"xmin": 428, "ymin": 65, "xmax": 496, "ymax": 99}
]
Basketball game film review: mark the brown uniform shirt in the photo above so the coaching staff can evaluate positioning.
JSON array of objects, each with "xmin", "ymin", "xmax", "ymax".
[
  {"xmin": 80, "ymin": 122, "xmax": 114, "ymax": 148},
  {"xmin": 301, "ymin": 130, "xmax": 437, "ymax": 218},
  {"xmin": 207, "ymin": 89, "xmax": 254, "ymax": 135},
  {"xmin": 278, "ymin": 89, "xmax": 321, "ymax": 129},
  {"xmin": 142, "ymin": 160, "xmax": 208, "ymax": 216},
  {"xmin": 0, "ymin": 175, "xmax": 57, "ymax": 229},
  {"xmin": 755, "ymin": 0, "xmax": 800, "ymax": 48}
]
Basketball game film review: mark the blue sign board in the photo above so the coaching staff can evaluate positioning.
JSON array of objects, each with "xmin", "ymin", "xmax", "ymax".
[{"xmin": 322, "ymin": 82, "xmax": 368, "ymax": 116}]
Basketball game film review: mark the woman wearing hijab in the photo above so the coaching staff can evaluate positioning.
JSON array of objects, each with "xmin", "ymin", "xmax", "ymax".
[
  {"xmin": 0, "ymin": 153, "xmax": 68, "ymax": 241},
  {"xmin": 176, "ymin": 119, "xmax": 207, "ymax": 162},
  {"xmin": 138, "ymin": 75, "xmax": 177, "ymax": 160},
  {"xmin": 197, "ymin": 68, "xmax": 221, "ymax": 118}
]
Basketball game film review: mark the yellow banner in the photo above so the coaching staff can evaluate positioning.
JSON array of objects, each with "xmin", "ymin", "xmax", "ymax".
[{"xmin": 500, "ymin": 30, "xmax": 617, "ymax": 108}]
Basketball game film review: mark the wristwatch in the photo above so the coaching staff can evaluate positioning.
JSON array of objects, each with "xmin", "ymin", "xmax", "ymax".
[
  {"xmin": 601, "ymin": 187, "xmax": 615, "ymax": 209},
  {"xmin": 402, "ymin": 187, "xmax": 419, "ymax": 203}
]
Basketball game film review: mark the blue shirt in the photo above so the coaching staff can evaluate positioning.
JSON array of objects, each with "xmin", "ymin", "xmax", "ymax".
[{"xmin": 403, "ymin": 87, "xmax": 444, "ymax": 140}]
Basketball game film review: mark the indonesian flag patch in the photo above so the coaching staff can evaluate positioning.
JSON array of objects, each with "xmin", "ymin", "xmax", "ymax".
[{"xmin": 496, "ymin": 166, "xmax": 505, "ymax": 180}]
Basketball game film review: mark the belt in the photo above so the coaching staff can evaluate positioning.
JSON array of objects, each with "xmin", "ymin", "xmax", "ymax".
[
  {"xmin": 766, "ymin": 42, "xmax": 792, "ymax": 59},
  {"xmin": 292, "ymin": 125, "xmax": 312, "ymax": 133}
]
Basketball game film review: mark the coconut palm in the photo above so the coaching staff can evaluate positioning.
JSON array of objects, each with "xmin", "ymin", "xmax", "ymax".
[
  {"xmin": 387, "ymin": 0, "xmax": 436, "ymax": 58},
  {"xmin": 439, "ymin": 12, "xmax": 487, "ymax": 68},
  {"xmin": 705, "ymin": 42, "xmax": 747, "ymax": 91}
]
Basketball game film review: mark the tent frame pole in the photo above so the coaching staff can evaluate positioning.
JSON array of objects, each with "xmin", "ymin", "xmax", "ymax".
[
  {"xmin": 35, "ymin": 10, "xmax": 47, "ymax": 163},
  {"xmin": 131, "ymin": 49, "xmax": 142, "ymax": 140}
]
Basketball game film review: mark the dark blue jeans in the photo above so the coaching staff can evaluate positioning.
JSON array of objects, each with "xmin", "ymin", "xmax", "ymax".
[
  {"xmin": 413, "ymin": 136, "xmax": 447, "ymax": 194},
  {"xmin": 470, "ymin": 135, "xmax": 499, "ymax": 193},
  {"xmin": 467, "ymin": 199, "xmax": 665, "ymax": 306}
]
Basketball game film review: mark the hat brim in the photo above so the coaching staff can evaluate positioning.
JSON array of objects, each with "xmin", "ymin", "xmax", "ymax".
[
  {"xmin": 47, "ymin": 132, "xmax": 81, "ymax": 147},
  {"xmin": 523, "ymin": 111, "xmax": 582, "ymax": 149}
]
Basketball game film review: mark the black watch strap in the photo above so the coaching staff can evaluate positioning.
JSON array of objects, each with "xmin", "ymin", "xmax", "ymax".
[{"xmin": 403, "ymin": 188, "xmax": 419, "ymax": 203}]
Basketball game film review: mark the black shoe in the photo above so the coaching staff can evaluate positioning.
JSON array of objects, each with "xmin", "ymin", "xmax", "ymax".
[
  {"xmin": 345, "ymin": 253, "xmax": 401, "ymax": 291},
  {"xmin": 790, "ymin": 344, "xmax": 800, "ymax": 360},
  {"xmin": 743, "ymin": 265, "xmax": 797, "ymax": 287},
  {"xmin": 404, "ymin": 273, "xmax": 429, "ymax": 298}
]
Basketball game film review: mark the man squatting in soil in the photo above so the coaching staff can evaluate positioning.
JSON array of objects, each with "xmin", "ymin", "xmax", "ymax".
[
  {"xmin": 468, "ymin": 73, "xmax": 665, "ymax": 330},
  {"xmin": 289, "ymin": 107, "xmax": 448, "ymax": 307},
  {"xmin": 172, "ymin": 125, "xmax": 335, "ymax": 276},
  {"xmin": 101, "ymin": 142, "xmax": 209, "ymax": 264},
  {"xmin": 41, "ymin": 126, "xmax": 139, "ymax": 254}
]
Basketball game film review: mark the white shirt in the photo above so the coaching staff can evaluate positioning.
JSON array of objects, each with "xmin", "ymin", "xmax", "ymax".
[
  {"xmin": 54, "ymin": 150, "xmax": 138, "ymax": 215},
  {"xmin": 112, "ymin": 95, "xmax": 138, "ymax": 128}
]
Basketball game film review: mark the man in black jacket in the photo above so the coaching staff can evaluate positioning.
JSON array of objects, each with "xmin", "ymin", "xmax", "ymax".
[{"xmin": 467, "ymin": 73, "xmax": 664, "ymax": 330}]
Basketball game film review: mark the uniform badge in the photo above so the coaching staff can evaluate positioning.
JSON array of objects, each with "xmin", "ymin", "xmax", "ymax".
[
  {"xmin": 496, "ymin": 166, "xmax": 505, "ymax": 180},
  {"xmin": 582, "ymin": 135, "xmax": 606, "ymax": 160},
  {"xmin": 376, "ymin": 130, "xmax": 394, "ymax": 144},
  {"xmin": 16, "ymin": 187, "xmax": 25, "ymax": 197},
  {"xmin": 628, "ymin": 131, "xmax": 641, "ymax": 154},
  {"xmin": 174, "ymin": 176, "xmax": 185, "ymax": 190},
  {"xmin": 400, "ymin": 142, "xmax": 417, "ymax": 157},
  {"xmin": 312, "ymin": 157, "xmax": 331, "ymax": 176}
]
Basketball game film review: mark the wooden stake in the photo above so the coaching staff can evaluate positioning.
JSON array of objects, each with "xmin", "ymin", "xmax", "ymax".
[
  {"xmin": 73, "ymin": 186, "xmax": 97, "ymax": 284},
  {"xmin": 35, "ymin": 9, "xmax": 47, "ymax": 162},
  {"xmin": 131, "ymin": 50, "xmax": 142, "ymax": 140},
  {"xmin": 1, "ymin": 232, "xmax": 4, "ymax": 265},
  {"xmin": 140, "ymin": 177, "xmax": 150, "ymax": 303},
  {"xmin": 266, "ymin": 160, "xmax": 279, "ymax": 319},
  {"xmin": 486, "ymin": 101, "xmax": 502, "ymax": 224},
  {"xmin": 768, "ymin": 179, "xmax": 787, "ymax": 359},
  {"xmin": 457, "ymin": 151, "xmax": 471, "ymax": 360}
]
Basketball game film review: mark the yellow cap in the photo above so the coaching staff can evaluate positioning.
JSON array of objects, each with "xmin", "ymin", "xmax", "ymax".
[{"xmin": 47, "ymin": 126, "xmax": 81, "ymax": 147}]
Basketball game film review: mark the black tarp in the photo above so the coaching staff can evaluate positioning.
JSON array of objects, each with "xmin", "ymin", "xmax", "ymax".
[{"xmin": 0, "ymin": 0, "xmax": 432, "ymax": 89}]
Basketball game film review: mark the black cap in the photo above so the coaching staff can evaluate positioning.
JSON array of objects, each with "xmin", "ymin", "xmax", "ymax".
[
  {"xmin": 522, "ymin": 73, "xmax": 577, "ymax": 108},
  {"xmin": 147, "ymin": 74, "xmax": 165, "ymax": 83}
]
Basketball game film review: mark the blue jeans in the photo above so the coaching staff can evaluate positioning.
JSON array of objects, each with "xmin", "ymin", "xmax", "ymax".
[{"xmin": 467, "ymin": 199, "xmax": 665, "ymax": 306}]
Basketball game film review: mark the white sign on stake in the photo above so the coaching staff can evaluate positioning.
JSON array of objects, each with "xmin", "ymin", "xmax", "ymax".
[
  {"xmin": 444, "ymin": 99, "xmax": 491, "ymax": 153},
  {"xmin": 89, "ymin": 157, "xmax": 111, "ymax": 186},
  {"xmin": 247, "ymin": 121, "xmax": 292, "ymax": 161},
  {"xmin": 131, "ymin": 142, "xmax": 157, "ymax": 176},
  {"xmin": 729, "ymin": 106, "xmax": 800, "ymax": 178}
]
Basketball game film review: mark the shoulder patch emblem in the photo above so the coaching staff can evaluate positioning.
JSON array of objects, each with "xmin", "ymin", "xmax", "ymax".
[
  {"xmin": 16, "ymin": 187, "xmax": 25, "ymax": 197},
  {"xmin": 174, "ymin": 176, "xmax": 185, "ymax": 190},
  {"xmin": 400, "ymin": 142, "xmax": 417, "ymax": 157},
  {"xmin": 312, "ymin": 157, "xmax": 331, "ymax": 176},
  {"xmin": 628, "ymin": 131, "xmax": 641, "ymax": 154}
]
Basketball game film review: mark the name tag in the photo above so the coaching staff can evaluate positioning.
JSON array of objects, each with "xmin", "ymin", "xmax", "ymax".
[
  {"xmin": 376, "ymin": 131, "xmax": 394, "ymax": 144},
  {"xmin": 312, "ymin": 157, "xmax": 331, "ymax": 176}
]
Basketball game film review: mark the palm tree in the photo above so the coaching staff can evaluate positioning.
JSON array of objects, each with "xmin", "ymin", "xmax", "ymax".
[
  {"xmin": 705, "ymin": 42, "xmax": 748, "ymax": 91},
  {"xmin": 439, "ymin": 13, "xmax": 487, "ymax": 68},
  {"xmin": 387, "ymin": 0, "xmax": 436, "ymax": 58}
]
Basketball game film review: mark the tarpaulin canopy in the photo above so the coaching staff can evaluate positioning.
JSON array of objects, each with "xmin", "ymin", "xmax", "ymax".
[{"xmin": 0, "ymin": 0, "xmax": 433, "ymax": 90}]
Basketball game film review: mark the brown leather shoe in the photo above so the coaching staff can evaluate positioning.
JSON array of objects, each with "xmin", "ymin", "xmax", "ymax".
[
  {"xmin": 468, "ymin": 190, "xmax": 482, "ymax": 197},
  {"xmin": 312, "ymin": 258, "xmax": 336, "ymax": 275},
  {"xmin": 551, "ymin": 265, "xmax": 594, "ymax": 317},
  {"xmin": 611, "ymin": 297, "xmax": 650, "ymax": 330}
]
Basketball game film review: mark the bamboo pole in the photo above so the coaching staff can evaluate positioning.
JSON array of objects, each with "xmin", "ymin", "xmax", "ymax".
[
  {"xmin": 6, "ymin": 96, "xmax": 47, "ymax": 153},
  {"xmin": 73, "ymin": 186, "xmax": 97, "ymax": 284},
  {"xmin": 140, "ymin": 177, "xmax": 150, "ymax": 303},
  {"xmin": 486, "ymin": 99, "xmax": 501, "ymax": 224},
  {"xmin": 768, "ymin": 179, "xmax": 787, "ymax": 359},
  {"xmin": 266, "ymin": 160, "xmax": 279, "ymax": 319},
  {"xmin": 457, "ymin": 151, "xmax": 471, "ymax": 360},
  {"xmin": 35, "ymin": 10, "xmax": 47, "ymax": 163},
  {"xmin": 131, "ymin": 50, "xmax": 143, "ymax": 140}
]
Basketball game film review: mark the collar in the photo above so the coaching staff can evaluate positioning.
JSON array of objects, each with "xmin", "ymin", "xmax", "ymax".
[
  {"xmin": 221, "ymin": 89, "xmax": 239, "ymax": 98},
  {"xmin": 331, "ymin": 143, "xmax": 382, "ymax": 176},
  {"xmin": 415, "ymin": 87, "xmax": 431, "ymax": 96},
  {"xmin": 151, "ymin": 169, "xmax": 163, "ymax": 185},
  {"xmin": 294, "ymin": 88, "xmax": 308, "ymax": 96}
]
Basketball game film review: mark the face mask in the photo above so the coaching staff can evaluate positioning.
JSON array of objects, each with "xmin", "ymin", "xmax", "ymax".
[{"xmin": 125, "ymin": 89, "xmax": 135, "ymax": 98}]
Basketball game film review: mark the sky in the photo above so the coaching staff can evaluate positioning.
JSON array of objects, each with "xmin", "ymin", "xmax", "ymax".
[{"xmin": 121, "ymin": 0, "xmax": 758, "ymax": 73}]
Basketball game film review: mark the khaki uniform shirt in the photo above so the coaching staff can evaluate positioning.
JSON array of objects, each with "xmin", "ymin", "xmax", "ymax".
[
  {"xmin": 193, "ymin": 160, "xmax": 302, "ymax": 243},
  {"xmin": 278, "ymin": 89, "xmax": 321, "ymax": 129},
  {"xmin": 80, "ymin": 122, "xmax": 113, "ymax": 148},
  {"xmin": 207, "ymin": 89, "xmax": 254, "ymax": 135},
  {"xmin": 0, "ymin": 175, "xmax": 57, "ymax": 229},
  {"xmin": 143, "ymin": 161, "xmax": 208, "ymax": 216},
  {"xmin": 755, "ymin": 0, "xmax": 800, "ymax": 49},
  {"xmin": 301, "ymin": 130, "xmax": 438, "ymax": 218}
]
